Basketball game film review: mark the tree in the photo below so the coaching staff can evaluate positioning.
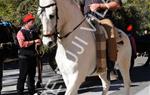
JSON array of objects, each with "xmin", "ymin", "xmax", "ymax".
[
  {"xmin": 0, "ymin": 0, "xmax": 38, "ymax": 25},
  {"xmin": 16, "ymin": 0, "xmax": 38, "ymax": 25},
  {"xmin": 0, "ymin": 0, "xmax": 18, "ymax": 22},
  {"xmin": 0, "ymin": 0, "xmax": 150, "ymax": 34},
  {"xmin": 112, "ymin": 0, "xmax": 150, "ymax": 35}
]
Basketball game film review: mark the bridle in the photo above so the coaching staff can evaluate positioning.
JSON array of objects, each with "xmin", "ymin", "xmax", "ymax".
[
  {"xmin": 38, "ymin": 3, "xmax": 58, "ymax": 37},
  {"xmin": 38, "ymin": 3, "xmax": 57, "ymax": 17},
  {"xmin": 38, "ymin": 2, "xmax": 86, "ymax": 39}
]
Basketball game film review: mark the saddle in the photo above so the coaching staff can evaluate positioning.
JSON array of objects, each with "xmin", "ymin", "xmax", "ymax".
[
  {"xmin": 94, "ymin": 24, "xmax": 107, "ymax": 73},
  {"xmin": 94, "ymin": 23, "xmax": 121, "ymax": 73}
]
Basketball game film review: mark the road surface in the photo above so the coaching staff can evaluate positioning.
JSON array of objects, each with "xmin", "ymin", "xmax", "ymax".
[{"xmin": 1, "ymin": 56, "xmax": 150, "ymax": 95}]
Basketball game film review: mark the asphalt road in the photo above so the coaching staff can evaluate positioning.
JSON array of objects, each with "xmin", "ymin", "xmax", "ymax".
[{"xmin": 1, "ymin": 56, "xmax": 150, "ymax": 95}]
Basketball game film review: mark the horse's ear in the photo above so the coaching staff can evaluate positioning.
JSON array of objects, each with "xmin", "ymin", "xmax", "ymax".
[{"xmin": 37, "ymin": 7, "xmax": 42, "ymax": 16}]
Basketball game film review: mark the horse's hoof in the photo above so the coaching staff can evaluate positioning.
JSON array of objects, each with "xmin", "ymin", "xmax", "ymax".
[
  {"xmin": 36, "ymin": 81, "xmax": 42, "ymax": 88},
  {"xmin": 34, "ymin": 92, "xmax": 41, "ymax": 95}
]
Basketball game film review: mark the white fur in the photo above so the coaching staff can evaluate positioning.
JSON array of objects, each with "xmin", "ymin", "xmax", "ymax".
[{"xmin": 38, "ymin": 0, "xmax": 131, "ymax": 95}]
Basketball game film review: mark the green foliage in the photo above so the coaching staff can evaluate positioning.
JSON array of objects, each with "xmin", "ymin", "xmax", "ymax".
[
  {"xmin": 16, "ymin": 0, "xmax": 38, "ymax": 24},
  {"xmin": 0, "ymin": 0, "xmax": 149, "ymax": 32},
  {"xmin": 0, "ymin": 0, "xmax": 17, "ymax": 22},
  {"xmin": 0, "ymin": 0, "xmax": 149, "ymax": 64},
  {"xmin": 0, "ymin": 0, "xmax": 38, "ymax": 25},
  {"xmin": 111, "ymin": 0, "xmax": 150, "ymax": 35},
  {"xmin": 37, "ymin": 45, "xmax": 51, "ymax": 56}
]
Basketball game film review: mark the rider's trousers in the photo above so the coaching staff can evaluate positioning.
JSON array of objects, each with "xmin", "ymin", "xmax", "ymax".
[{"xmin": 98, "ymin": 18, "xmax": 117, "ymax": 62}]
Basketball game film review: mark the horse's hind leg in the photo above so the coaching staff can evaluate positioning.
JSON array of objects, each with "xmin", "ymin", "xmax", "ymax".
[
  {"xmin": 65, "ymin": 73, "xmax": 85, "ymax": 95},
  {"xmin": 99, "ymin": 71, "xmax": 110, "ymax": 95},
  {"xmin": 116, "ymin": 29, "xmax": 131, "ymax": 95},
  {"xmin": 118, "ymin": 57, "xmax": 131, "ymax": 95}
]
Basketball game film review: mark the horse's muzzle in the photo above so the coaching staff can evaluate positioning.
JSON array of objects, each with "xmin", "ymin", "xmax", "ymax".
[{"xmin": 48, "ymin": 41, "xmax": 57, "ymax": 48}]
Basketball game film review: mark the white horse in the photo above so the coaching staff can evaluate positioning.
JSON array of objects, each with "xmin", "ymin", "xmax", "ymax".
[{"xmin": 38, "ymin": 0, "xmax": 131, "ymax": 95}]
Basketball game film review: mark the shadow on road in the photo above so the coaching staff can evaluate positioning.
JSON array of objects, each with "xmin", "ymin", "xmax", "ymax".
[
  {"xmin": 79, "ymin": 64, "xmax": 150, "ymax": 94},
  {"xmin": 2, "ymin": 64, "xmax": 150, "ymax": 95},
  {"xmin": 131, "ymin": 65, "xmax": 150, "ymax": 82}
]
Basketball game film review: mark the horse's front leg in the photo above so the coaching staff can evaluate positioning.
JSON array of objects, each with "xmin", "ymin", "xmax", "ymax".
[
  {"xmin": 64, "ymin": 72, "xmax": 85, "ymax": 95},
  {"xmin": 99, "ymin": 71, "xmax": 110, "ymax": 95}
]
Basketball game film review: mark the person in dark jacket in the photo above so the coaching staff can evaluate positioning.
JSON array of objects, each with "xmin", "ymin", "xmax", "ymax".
[
  {"xmin": 16, "ymin": 13, "xmax": 42, "ymax": 95},
  {"xmin": 0, "ymin": 21, "xmax": 17, "ymax": 95}
]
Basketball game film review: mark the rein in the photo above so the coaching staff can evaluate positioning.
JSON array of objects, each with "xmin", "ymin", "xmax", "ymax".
[{"xmin": 57, "ymin": 17, "xmax": 86, "ymax": 39}]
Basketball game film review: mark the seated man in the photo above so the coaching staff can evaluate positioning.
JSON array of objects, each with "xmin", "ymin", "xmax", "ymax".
[{"xmin": 76, "ymin": 0, "xmax": 122, "ymax": 80}]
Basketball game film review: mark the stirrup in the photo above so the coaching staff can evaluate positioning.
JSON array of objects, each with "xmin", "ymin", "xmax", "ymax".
[
  {"xmin": 107, "ymin": 69, "xmax": 118, "ymax": 81},
  {"xmin": 36, "ymin": 81, "xmax": 42, "ymax": 88}
]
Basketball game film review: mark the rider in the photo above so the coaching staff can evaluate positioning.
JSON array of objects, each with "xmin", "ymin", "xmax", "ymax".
[
  {"xmin": 82, "ymin": 0, "xmax": 122, "ymax": 80},
  {"xmin": 16, "ymin": 13, "xmax": 42, "ymax": 95}
]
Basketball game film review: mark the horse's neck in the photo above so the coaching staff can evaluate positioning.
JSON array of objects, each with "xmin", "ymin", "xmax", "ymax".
[
  {"xmin": 56, "ymin": 0, "xmax": 85, "ymax": 34},
  {"xmin": 55, "ymin": 1, "xmax": 96, "ymax": 72}
]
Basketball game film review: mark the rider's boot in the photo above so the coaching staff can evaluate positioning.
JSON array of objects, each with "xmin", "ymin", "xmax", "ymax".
[
  {"xmin": 107, "ymin": 60, "xmax": 118, "ymax": 81},
  {"xmin": 106, "ymin": 32, "xmax": 118, "ymax": 81}
]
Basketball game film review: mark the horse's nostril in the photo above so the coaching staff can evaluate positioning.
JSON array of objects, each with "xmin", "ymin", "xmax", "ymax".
[{"xmin": 48, "ymin": 41, "xmax": 56, "ymax": 48}]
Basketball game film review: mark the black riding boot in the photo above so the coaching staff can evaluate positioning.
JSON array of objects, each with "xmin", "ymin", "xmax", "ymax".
[{"xmin": 107, "ymin": 60, "xmax": 118, "ymax": 81}]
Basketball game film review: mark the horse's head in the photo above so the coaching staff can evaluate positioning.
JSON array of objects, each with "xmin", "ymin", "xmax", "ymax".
[
  {"xmin": 38, "ymin": 0, "xmax": 86, "ymax": 47},
  {"xmin": 37, "ymin": 0, "xmax": 57, "ymax": 46}
]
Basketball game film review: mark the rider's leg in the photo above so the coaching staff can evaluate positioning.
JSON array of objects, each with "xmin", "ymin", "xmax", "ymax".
[
  {"xmin": 99, "ymin": 18, "xmax": 117, "ymax": 62},
  {"xmin": 98, "ymin": 18, "xmax": 118, "ymax": 80},
  {"xmin": 95, "ymin": 32, "xmax": 107, "ymax": 73}
]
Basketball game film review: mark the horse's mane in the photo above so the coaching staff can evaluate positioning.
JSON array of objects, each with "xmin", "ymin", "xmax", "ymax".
[
  {"xmin": 69, "ymin": 0, "xmax": 74, "ymax": 4},
  {"xmin": 71, "ymin": 0, "xmax": 84, "ymax": 8},
  {"xmin": 72, "ymin": 0, "xmax": 84, "ymax": 14},
  {"xmin": 73, "ymin": 0, "xmax": 84, "ymax": 5}
]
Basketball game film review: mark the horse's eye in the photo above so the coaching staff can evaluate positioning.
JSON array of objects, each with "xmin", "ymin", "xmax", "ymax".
[{"xmin": 49, "ymin": 15, "xmax": 55, "ymax": 19}]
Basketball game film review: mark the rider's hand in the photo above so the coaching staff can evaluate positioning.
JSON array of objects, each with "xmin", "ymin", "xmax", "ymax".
[
  {"xmin": 34, "ymin": 39, "xmax": 42, "ymax": 46},
  {"xmin": 89, "ymin": 3, "xmax": 101, "ymax": 12}
]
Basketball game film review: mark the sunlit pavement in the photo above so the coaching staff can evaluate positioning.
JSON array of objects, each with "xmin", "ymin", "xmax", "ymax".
[{"xmin": 1, "ymin": 56, "xmax": 150, "ymax": 95}]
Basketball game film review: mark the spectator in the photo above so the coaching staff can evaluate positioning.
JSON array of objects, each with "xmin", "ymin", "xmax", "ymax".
[{"xmin": 16, "ymin": 13, "xmax": 42, "ymax": 95}]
